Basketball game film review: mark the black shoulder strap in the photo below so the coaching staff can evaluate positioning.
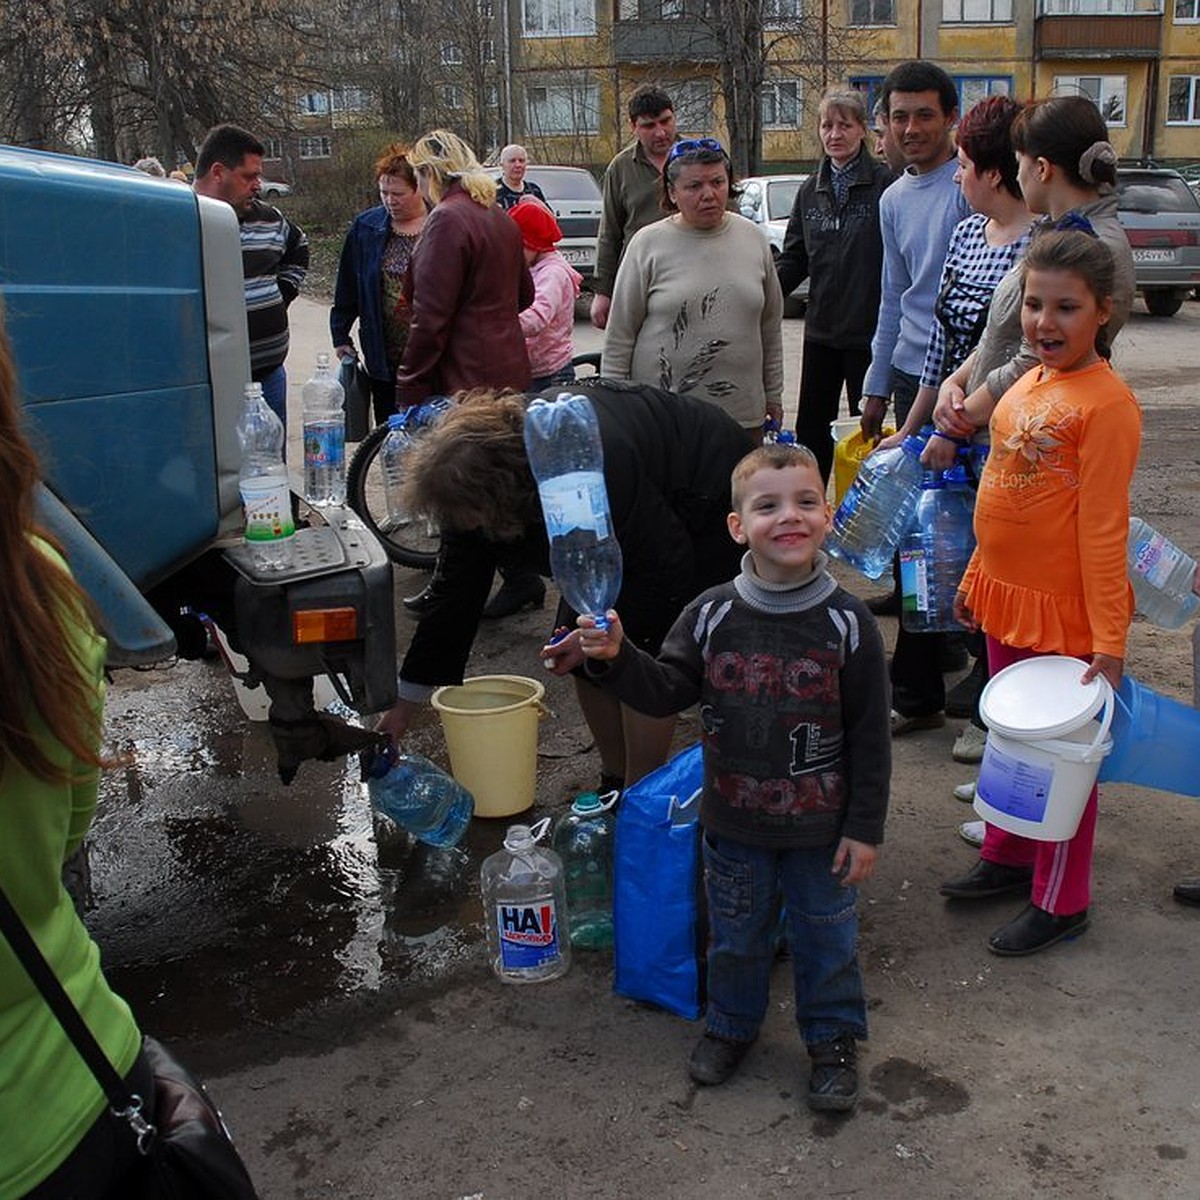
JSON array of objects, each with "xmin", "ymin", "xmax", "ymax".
[{"xmin": 0, "ymin": 884, "xmax": 131, "ymax": 1105}]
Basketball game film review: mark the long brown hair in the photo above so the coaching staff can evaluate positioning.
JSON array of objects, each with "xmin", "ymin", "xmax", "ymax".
[
  {"xmin": 400, "ymin": 389, "xmax": 541, "ymax": 540},
  {"xmin": 0, "ymin": 306, "xmax": 107, "ymax": 781}
]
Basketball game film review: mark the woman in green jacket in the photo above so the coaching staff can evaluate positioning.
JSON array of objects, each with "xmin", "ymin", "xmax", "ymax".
[{"xmin": 0, "ymin": 309, "xmax": 146, "ymax": 1199}]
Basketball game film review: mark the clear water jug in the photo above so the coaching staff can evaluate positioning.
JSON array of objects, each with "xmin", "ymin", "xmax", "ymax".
[
  {"xmin": 552, "ymin": 790, "xmax": 618, "ymax": 950},
  {"xmin": 480, "ymin": 818, "xmax": 571, "ymax": 983}
]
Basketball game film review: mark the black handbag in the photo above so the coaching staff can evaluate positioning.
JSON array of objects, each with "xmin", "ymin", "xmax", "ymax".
[
  {"xmin": 339, "ymin": 356, "xmax": 373, "ymax": 443},
  {"xmin": 0, "ymin": 886, "xmax": 258, "ymax": 1200}
]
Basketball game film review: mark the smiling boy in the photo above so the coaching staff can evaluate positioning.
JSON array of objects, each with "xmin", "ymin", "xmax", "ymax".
[{"xmin": 576, "ymin": 443, "xmax": 890, "ymax": 1112}]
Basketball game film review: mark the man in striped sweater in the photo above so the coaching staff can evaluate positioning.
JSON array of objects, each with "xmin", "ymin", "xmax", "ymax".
[{"xmin": 194, "ymin": 124, "xmax": 309, "ymax": 424}]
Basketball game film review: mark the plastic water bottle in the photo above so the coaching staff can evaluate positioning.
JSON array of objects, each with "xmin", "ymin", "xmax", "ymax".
[
  {"xmin": 900, "ymin": 463, "xmax": 976, "ymax": 633},
  {"xmin": 481, "ymin": 818, "xmax": 571, "ymax": 983},
  {"xmin": 552, "ymin": 790, "xmax": 618, "ymax": 950},
  {"xmin": 1127, "ymin": 517, "xmax": 1200, "ymax": 629},
  {"xmin": 364, "ymin": 745, "xmax": 474, "ymax": 848},
  {"xmin": 827, "ymin": 434, "xmax": 926, "ymax": 579},
  {"xmin": 302, "ymin": 352, "xmax": 346, "ymax": 506},
  {"xmin": 523, "ymin": 394, "xmax": 623, "ymax": 627},
  {"xmin": 237, "ymin": 381, "xmax": 295, "ymax": 571},
  {"xmin": 381, "ymin": 413, "xmax": 413, "ymax": 525}
]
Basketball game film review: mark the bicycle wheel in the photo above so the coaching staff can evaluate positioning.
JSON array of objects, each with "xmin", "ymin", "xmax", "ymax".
[{"xmin": 345, "ymin": 422, "xmax": 441, "ymax": 569}]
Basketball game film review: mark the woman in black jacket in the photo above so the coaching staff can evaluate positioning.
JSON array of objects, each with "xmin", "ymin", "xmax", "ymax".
[
  {"xmin": 776, "ymin": 87, "xmax": 895, "ymax": 484},
  {"xmin": 376, "ymin": 380, "xmax": 751, "ymax": 789}
]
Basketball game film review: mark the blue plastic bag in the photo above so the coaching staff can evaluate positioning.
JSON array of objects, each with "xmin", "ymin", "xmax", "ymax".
[{"xmin": 613, "ymin": 742, "xmax": 705, "ymax": 1019}]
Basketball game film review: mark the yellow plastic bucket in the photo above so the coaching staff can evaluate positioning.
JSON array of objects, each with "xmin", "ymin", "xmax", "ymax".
[
  {"xmin": 431, "ymin": 675, "xmax": 549, "ymax": 818},
  {"xmin": 831, "ymin": 424, "xmax": 894, "ymax": 507}
]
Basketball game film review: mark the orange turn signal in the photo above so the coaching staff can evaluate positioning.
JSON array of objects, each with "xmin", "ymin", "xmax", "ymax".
[{"xmin": 293, "ymin": 607, "xmax": 358, "ymax": 644}]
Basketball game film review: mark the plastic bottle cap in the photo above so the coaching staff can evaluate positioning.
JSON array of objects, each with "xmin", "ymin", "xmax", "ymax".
[
  {"xmin": 387, "ymin": 413, "xmax": 406, "ymax": 429},
  {"xmin": 571, "ymin": 791, "xmax": 602, "ymax": 814}
]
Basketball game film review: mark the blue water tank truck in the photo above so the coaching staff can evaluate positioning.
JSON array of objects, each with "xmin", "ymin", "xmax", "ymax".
[{"xmin": 0, "ymin": 145, "xmax": 394, "ymax": 782}]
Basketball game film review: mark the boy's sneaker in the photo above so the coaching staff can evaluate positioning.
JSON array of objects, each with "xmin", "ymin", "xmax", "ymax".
[
  {"xmin": 688, "ymin": 1033, "xmax": 753, "ymax": 1086},
  {"xmin": 807, "ymin": 1035, "xmax": 859, "ymax": 1112},
  {"xmin": 952, "ymin": 723, "xmax": 988, "ymax": 763}
]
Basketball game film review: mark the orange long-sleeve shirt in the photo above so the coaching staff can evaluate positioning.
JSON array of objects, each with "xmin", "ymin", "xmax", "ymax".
[{"xmin": 959, "ymin": 359, "xmax": 1141, "ymax": 659}]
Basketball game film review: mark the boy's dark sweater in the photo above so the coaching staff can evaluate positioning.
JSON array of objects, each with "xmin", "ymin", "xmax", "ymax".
[{"xmin": 587, "ymin": 552, "xmax": 890, "ymax": 849}]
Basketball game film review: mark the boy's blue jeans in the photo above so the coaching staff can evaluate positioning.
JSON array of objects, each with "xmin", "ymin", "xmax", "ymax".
[{"xmin": 701, "ymin": 832, "xmax": 868, "ymax": 1047}]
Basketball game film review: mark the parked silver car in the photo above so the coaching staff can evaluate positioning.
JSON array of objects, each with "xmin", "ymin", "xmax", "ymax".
[
  {"xmin": 1115, "ymin": 166, "xmax": 1200, "ymax": 317},
  {"xmin": 739, "ymin": 174, "xmax": 809, "ymax": 309}
]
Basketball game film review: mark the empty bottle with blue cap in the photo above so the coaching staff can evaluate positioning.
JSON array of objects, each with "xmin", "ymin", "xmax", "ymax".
[
  {"xmin": 828, "ymin": 434, "xmax": 926, "ymax": 579},
  {"xmin": 523, "ymin": 394, "xmax": 623, "ymax": 627}
]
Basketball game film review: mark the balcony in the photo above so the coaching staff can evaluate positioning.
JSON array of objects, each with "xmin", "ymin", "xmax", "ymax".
[
  {"xmin": 1035, "ymin": 0, "xmax": 1163, "ymax": 58},
  {"xmin": 612, "ymin": 19, "xmax": 723, "ymax": 62}
]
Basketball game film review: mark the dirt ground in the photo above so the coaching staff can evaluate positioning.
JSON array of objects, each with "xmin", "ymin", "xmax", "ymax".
[{"xmin": 94, "ymin": 299, "xmax": 1200, "ymax": 1199}]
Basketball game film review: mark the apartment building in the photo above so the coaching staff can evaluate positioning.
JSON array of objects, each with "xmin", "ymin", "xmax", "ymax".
[{"xmin": 266, "ymin": 0, "xmax": 1200, "ymax": 180}]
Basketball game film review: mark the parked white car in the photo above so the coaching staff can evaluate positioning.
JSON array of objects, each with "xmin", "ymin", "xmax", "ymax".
[
  {"xmin": 260, "ymin": 179, "xmax": 292, "ymax": 199},
  {"xmin": 739, "ymin": 174, "xmax": 809, "ymax": 309}
]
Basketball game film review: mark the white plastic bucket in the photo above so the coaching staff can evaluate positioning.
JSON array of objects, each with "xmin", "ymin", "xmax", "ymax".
[
  {"xmin": 973, "ymin": 656, "xmax": 1113, "ymax": 841},
  {"xmin": 431, "ymin": 675, "xmax": 549, "ymax": 818}
]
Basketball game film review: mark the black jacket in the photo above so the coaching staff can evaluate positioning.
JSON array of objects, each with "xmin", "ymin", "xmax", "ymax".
[
  {"xmin": 776, "ymin": 152, "xmax": 895, "ymax": 349},
  {"xmin": 399, "ymin": 381, "xmax": 752, "ymax": 692}
]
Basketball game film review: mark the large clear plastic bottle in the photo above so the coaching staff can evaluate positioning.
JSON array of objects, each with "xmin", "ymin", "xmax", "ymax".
[
  {"xmin": 302, "ymin": 352, "xmax": 346, "ymax": 506},
  {"xmin": 523, "ymin": 394, "xmax": 623, "ymax": 627},
  {"xmin": 237, "ymin": 381, "xmax": 295, "ymax": 571},
  {"xmin": 364, "ymin": 746, "xmax": 474, "ymax": 847},
  {"xmin": 551, "ymin": 790, "xmax": 618, "ymax": 950},
  {"xmin": 827, "ymin": 434, "xmax": 926, "ymax": 579},
  {"xmin": 1127, "ymin": 516, "xmax": 1200, "ymax": 629},
  {"xmin": 480, "ymin": 818, "xmax": 571, "ymax": 983},
  {"xmin": 900, "ymin": 463, "xmax": 976, "ymax": 633},
  {"xmin": 381, "ymin": 413, "xmax": 413, "ymax": 526}
]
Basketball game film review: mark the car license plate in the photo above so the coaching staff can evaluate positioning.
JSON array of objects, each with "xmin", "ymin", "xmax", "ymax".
[
  {"xmin": 560, "ymin": 247, "xmax": 593, "ymax": 266},
  {"xmin": 1133, "ymin": 248, "xmax": 1175, "ymax": 263}
]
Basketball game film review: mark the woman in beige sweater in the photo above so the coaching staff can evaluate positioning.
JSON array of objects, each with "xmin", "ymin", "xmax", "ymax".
[{"xmin": 602, "ymin": 138, "xmax": 784, "ymax": 437}]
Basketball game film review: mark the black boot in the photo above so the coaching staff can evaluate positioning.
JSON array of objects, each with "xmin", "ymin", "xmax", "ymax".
[
  {"xmin": 482, "ymin": 570, "xmax": 546, "ymax": 620},
  {"xmin": 402, "ymin": 581, "xmax": 438, "ymax": 618}
]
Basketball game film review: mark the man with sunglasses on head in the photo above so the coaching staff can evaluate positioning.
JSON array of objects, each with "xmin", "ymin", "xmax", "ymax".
[{"xmin": 590, "ymin": 84, "xmax": 678, "ymax": 330}]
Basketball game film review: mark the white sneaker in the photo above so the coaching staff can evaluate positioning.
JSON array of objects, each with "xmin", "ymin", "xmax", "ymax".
[
  {"xmin": 952, "ymin": 723, "xmax": 988, "ymax": 764},
  {"xmin": 953, "ymin": 781, "xmax": 976, "ymax": 803},
  {"xmin": 958, "ymin": 820, "xmax": 986, "ymax": 848}
]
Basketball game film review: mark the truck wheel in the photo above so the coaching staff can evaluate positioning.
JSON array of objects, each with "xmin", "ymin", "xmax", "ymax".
[
  {"xmin": 1145, "ymin": 288, "xmax": 1185, "ymax": 318},
  {"xmin": 346, "ymin": 422, "xmax": 440, "ymax": 569}
]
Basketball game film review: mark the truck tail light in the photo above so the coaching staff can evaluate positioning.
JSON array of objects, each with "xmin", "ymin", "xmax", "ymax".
[{"xmin": 293, "ymin": 607, "xmax": 358, "ymax": 643}]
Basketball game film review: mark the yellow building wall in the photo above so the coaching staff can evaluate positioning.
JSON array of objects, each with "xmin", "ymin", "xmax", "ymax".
[{"xmin": 1033, "ymin": 59, "xmax": 1153, "ymax": 159}]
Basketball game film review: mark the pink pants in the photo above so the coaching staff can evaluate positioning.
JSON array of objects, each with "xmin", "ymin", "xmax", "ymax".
[{"xmin": 979, "ymin": 637, "xmax": 1096, "ymax": 917}]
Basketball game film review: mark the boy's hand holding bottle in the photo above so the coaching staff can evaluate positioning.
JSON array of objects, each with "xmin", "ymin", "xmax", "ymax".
[
  {"xmin": 833, "ymin": 837, "xmax": 878, "ymax": 886},
  {"xmin": 576, "ymin": 610, "xmax": 624, "ymax": 662}
]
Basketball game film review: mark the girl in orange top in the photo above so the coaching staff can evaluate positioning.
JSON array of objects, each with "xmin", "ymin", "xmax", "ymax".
[{"xmin": 938, "ymin": 227, "xmax": 1141, "ymax": 956}]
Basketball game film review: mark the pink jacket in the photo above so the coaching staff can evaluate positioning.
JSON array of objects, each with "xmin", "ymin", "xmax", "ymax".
[{"xmin": 519, "ymin": 251, "xmax": 582, "ymax": 379}]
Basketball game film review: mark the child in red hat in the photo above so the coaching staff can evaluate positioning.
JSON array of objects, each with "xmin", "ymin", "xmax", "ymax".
[{"xmin": 509, "ymin": 199, "xmax": 582, "ymax": 391}]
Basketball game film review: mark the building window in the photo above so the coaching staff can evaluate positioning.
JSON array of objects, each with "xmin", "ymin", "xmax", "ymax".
[
  {"xmin": 486, "ymin": 83, "xmax": 501, "ymax": 108},
  {"xmin": 522, "ymin": 0, "xmax": 597, "ymax": 35},
  {"xmin": 943, "ymin": 0, "xmax": 1011, "ymax": 18},
  {"xmin": 263, "ymin": 137, "xmax": 283, "ymax": 161},
  {"xmin": 480, "ymin": 38, "xmax": 496, "ymax": 62},
  {"xmin": 298, "ymin": 91, "xmax": 329, "ymax": 116},
  {"xmin": 763, "ymin": 0, "xmax": 805, "ymax": 19},
  {"xmin": 478, "ymin": 0, "xmax": 494, "ymax": 14},
  {"xmin": 672, "ymin": 78, "xmax": 715, "ymax": 134},
  {"xmin": 442, "ymin": 84, "xmax": 465, "ymax": 109},
  {"xmin": 849, "ymin": 0, "xmax": 895, "ymax": 24},
  {"xmin": 298, "ymin": 136, "xmax": 331, "ymax": 159},
  {"xmin": 850, "ymin": 76, "xmax": 886, "ymax": 117},
  {"xmin": 441, "ymin": 43, "xmax": 463, "ymax": 64},
  {"xmin": 1054, "ymin": 74, "xmax": 1127, "ymax": 125},
  {"xmin": 1176, "ymin": 0, "xmax": 1200, "ymax": 18},
  {"xmin": 956, "ymin": 76, "xmax": 1011, "ymax": 111},
  {"xmin": 660, "ymin": 0, "xmax": 683, "ymax": 15},
  {"xmin": 331, "ymin": 87, "xmax": 369, "ymax": 112},
  {"xmin": 762, "ymin": 78, "xmax": 802, "ymax": 128},
  {"xmin": 526, "ymin": 79, "xmax": 601, "ymax": 133},
  {"xmin": 1168, "ymin": 75, "xmax": 1200, "ymax": 122}
]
